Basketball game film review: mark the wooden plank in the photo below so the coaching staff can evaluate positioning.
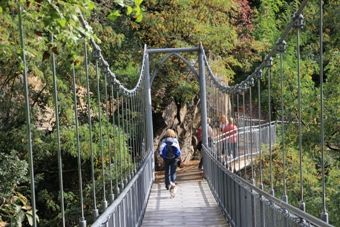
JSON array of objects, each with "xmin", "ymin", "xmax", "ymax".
[{"xmin": 142, "ymin": 160, "xmax": 229, "ymax": 227}]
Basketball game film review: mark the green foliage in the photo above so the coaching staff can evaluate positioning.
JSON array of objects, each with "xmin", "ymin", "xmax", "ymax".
[
  {"xmin": 114, "ymin": 61, "xmax": 140, "ymax": 88},
  {"xmin": 126, "ymin": 0, "xmax": 265, "ymax": 108},
  {"xmin": 254, "ymin": 144, "xmax": 318, "ymax": 214},
  {"xmin": 1, "ymin": 0, "xmax": 340, "ymax": 226},
  {"xmin": 254, "ymin": 137, "xmax": 340, "ymax": 225},
  {"xmin": 172, "ymin": 77, "xmax": 199, "ymax": 106},
  {"xmin": 0, "ymin": 188, "xmax": 39, "ymax": 227},
  {"xmin": 0, "ymin": 1, "xmax": 144, "ymax": 226},
  {"xmin": 108, "ymin": 0, "xmax": 143, "ymax": 22},
  {"xmin": 0, "ymin": 151, "xmax": 28, "ymax": 198},
  {"xmin": 251, "ymin": 1, "xmax": 340, "ymax": 224}
]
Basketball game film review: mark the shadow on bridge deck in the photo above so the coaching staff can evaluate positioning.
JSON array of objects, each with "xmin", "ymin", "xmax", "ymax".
[{"xmin": 141, "ymin": 160, "xmax": 228, "ymax": 227}]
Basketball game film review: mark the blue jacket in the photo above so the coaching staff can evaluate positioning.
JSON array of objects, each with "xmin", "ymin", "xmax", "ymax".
[{"xmin": 158, "ymin": 137, "xmax": 181, "ymax": 159}]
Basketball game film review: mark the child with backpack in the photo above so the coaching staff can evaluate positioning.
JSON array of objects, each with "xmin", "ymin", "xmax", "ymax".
[{"xmin": 158, "ymin": 129, "xmax": 181, "ymax": 190}]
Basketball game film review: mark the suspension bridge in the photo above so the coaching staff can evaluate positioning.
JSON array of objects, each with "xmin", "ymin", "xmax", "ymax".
[{"xmin": 1, "ymin": 0, "xmax": 337, "ymax": 226}]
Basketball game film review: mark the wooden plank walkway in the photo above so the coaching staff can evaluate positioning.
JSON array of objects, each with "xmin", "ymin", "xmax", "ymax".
[{"xmin": 141, "ymin": 160, "xmax": 228, "ymax": 227}]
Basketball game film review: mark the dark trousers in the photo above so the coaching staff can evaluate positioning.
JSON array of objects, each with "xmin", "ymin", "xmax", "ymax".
[
  {"xmin": 164, "ymin": 158, "xmax": 178, "ymax": 189},
  {"xmin": 227, "ymin": 142, "xmax": 237, "ymax": 157},
  {"xmin": 199, "ymin": 156, "xmax": 203, "ymax": 169},
  {"xmin": 198, "ymin": 138, "xmax": 213, "ymax": 168},
  {"xmin": 197, "ymin": 141, "xmax": 203, "ymax": 168}
]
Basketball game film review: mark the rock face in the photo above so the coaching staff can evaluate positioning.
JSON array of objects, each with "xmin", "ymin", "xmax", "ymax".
[{"xmin": 153, "ymin": 97, "xmax": 201, "ymax": 170}]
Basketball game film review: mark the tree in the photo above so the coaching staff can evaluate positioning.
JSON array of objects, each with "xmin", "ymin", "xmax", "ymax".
[
  {"xmin": 0, "ymin": 0, "xmax": 143, "ymax": 226},
  {"xmin": 251, "ymin": 0, "xmax": 340, "ymax": 225}
]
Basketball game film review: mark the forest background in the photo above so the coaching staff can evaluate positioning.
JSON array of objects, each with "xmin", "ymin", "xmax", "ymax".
[{"xmin": 0, "ymin": 0, "xmax": 339, "ymax": 226}]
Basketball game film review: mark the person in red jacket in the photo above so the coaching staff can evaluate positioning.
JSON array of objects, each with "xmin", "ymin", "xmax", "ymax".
[{"xmin": 223, "ymin": 117, "xmax": 238, "ymax": 159}]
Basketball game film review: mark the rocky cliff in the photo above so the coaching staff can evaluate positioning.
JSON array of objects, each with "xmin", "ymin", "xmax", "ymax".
[{"xmin": 153, "ymin": 96, "xmax": 201, "ymax": 170}]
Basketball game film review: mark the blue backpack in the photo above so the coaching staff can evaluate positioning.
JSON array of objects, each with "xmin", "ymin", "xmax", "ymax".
[{"xmin": 165, "ymin": 141, "xmax": 176, "ymax": 160}]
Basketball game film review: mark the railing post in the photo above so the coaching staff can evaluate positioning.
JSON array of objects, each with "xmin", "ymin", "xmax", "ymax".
[
  {"xmin": 89, "ymin": 47, "xmax": 99, "ymax": 221},
  {"xmin": 319, "ymin": 0, "xmax": 329, "ymax": 222},
  {"xmin": 144, "ymin": 46, "xmax": 155, "ymax": 181},
  {"xmin": 199, "ymin": 42, "xmax": 208, "ymax": 148},
  {"xmin": 18, "ymin": 2, "xmax": 37, "ymax": 227},
  {"xmin": 51, "ymin": 33, "xmax": 65, "ymax": 226}
]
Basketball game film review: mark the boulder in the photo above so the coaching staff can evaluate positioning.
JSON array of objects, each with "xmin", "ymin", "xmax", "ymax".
[{"xmin": 153, "ymin": 97, "xmax": 201, "ymax": 170}]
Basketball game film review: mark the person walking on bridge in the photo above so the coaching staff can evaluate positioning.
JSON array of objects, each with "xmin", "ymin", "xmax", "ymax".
[
  {"xmin": 219, "ymin": 114, "xmax": 229, "ymax": 133},
  {"xmin": 158, "ymin": 129, "xmax": 181, "ymax": 190},
  {"xmin": 219, "ymin": 114, "xmax": 229, "ymax": 163},
  {"xmin": 223, "ymin": 117, "xmax": 238, "ymax": 159},
  {"xmin": 197, "ymin": 117, "xmax": 214, "ymax": 170}
]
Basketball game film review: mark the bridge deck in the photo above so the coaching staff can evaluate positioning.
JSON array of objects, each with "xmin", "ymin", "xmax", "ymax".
[{"xmin": 141, "ymin": 160, "xmax": 228, "ymax": 227}]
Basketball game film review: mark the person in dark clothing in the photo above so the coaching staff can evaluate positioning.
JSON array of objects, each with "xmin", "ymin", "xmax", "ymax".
[{"xmin": 197, "ymin": 118, "xmax": 213, "ymax": 170}]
